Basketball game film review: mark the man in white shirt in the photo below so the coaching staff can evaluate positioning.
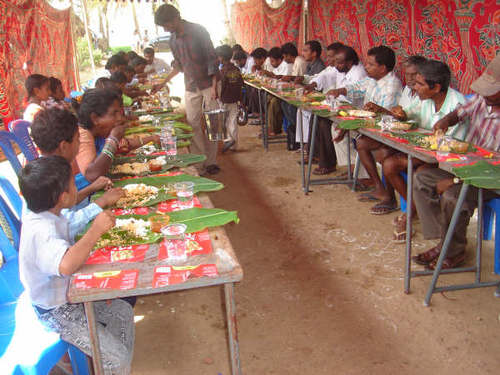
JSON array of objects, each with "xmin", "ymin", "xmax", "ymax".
[
  {"xmin": 279, "ymin": 41, "xmax": 320, "ymax": 149},
  {"xmin": 233, "ymin": 50, "xmax": 254, "ymax": 75},
  {"xmin": 293, "ymin": 43, "xmax": 339, "ymax": 156},
  {"xmin": 263, "ymin": 47, "xmax": 293, "ymax": 134},
  {"xmin": 143, "ymin": 47, "xmax": 172, "ymax": 75},
  {"xmin": 314, "ymin": 45, "xmax": 367, "ymax": 174},
  {"xmin": 279, "ymin": 42, "xmax": 307, "ymax": 80},
  {"xmin": 329, "ymin": 45, "xmax": 403, "ymax": 207}
]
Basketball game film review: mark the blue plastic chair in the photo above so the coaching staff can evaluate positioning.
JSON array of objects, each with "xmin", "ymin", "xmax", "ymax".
[
  {"xmin": 0, "ymin": 131, "xmax": 36, "ymax": 175},
  {"xmin": 483, "ymin": 198, "xmax": 500, "ymax": 275},
  {"xmin": 8, "ymin": 120, "xmax": 38, "ymax": 161},
  {"xmin": 0, "ymin": 196, "xmax": 90, "ymax": 374},
  {"xmin": 0, "ymin": 176, "xmax": 22, "ymax": 218}
]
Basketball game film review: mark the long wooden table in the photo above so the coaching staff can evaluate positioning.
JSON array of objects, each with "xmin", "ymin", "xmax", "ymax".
[
  {"xmin": 67, "ymin": 167, "xmax": 243, "ymax": 375},
  {"xmin": 244, "ymin": 78, "xmax": 500, "ymax": 302}
]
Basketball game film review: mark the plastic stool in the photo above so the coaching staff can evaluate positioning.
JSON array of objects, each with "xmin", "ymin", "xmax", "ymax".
[{"xmin": 483, "ymin": 198, "xmax": 500, "ymax": 275}]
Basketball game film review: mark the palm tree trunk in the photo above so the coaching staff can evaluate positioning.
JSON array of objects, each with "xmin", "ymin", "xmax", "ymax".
[
  {"xmin": 81, "ymin": 0, "xmax": 96, "ymax": 74},
  {"xmin": 131, "ymin": 0, "xmax": 141, "ymax": 38},
  {"xmin": 220, "ymin": 0, "xmax": 235, "ymax": 45}
]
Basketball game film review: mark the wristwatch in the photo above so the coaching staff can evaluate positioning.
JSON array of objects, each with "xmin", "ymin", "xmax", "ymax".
[{"xmin": 453, "ymin": 177, "xmax": 460, "ymax": 184}]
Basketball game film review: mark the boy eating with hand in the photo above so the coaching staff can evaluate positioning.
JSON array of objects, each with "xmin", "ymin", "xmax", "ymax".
[
  {"xmin": 19, "ymin": 156, "xmax": 135, "ymax": 374},
  {"xmin": 31, "ymin": 107, "xmax": 125, "ymax": 239}
]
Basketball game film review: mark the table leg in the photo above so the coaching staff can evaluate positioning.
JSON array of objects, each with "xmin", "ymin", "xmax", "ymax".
[
  {"xmin": 351, "ymin": 154, "xmax": 360, "ymax": 192},
  {"xmin": 224, "ymin": 283, "xmax": 242, "ymax": 375},
  {"xmin": 346, "ymin": 130, "xmax": 352, "ymax": 181},
  {"xmin": 404, "ymin": 155, "xmax": 413, "ymax": 294},
  {"xmin": 84, "ymin": 301, "xmax": 104, "ymax": 375},
  {"xmin": 299, "ymin": 109, "xmax": 306, "ymax": 190},
  {"xmin": 304, "ymin": 114, "xmax": 318, "ymax": 194},
  {"xmin": 475, "ymin": 188, "xmax": 483, "ymax": 284},
  {"xmin": 424, "ymin": 183, "xmax": 470, "ymax": 306},
  {"xmin": 257, "ymin": 89, "xmax": 265, "ymax": 149},
  {"xmin": 263, "ymin": 91, "xmax": 269, "ymax": 151}
]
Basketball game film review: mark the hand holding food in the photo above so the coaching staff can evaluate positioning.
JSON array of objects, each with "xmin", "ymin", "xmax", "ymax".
[
  {"xmin": 91, "ymin": 211, "xmax": 116, "ymax": 237},
  {"xmin": 326, "ymin": 88, "xmax": 342, "ymax": 98},
  {"xmin": 110, "ymin": 124, "xmax": 127, "ymax": 140},
  {"xmin": 95, "ymin": 188, "xmax": 126, "ymax": 208},
  {"xmin": 390, "ymin": 106, "xmax": 407, "ymax": 120},
  {"xmin": 91, "ymin": 176, "xmax": 113, "ymax": 193}
]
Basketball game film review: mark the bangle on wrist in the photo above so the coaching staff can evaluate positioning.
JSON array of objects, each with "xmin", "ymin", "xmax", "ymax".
[{"xmin": 107, "ymin": 136, "xmax": 119, "ymax": 147}]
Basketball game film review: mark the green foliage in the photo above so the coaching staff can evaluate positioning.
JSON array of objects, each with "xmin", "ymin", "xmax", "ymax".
[
  {"xmin": 109, "ymin": 46, "xmax": 132, "ymax": 55},
  {"xmin": 76, "ymin": 37, "xmax": 103, "ymax": 69}
]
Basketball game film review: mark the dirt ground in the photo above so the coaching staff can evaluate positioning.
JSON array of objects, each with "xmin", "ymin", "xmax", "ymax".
[{"xmin": 128, "ymin": 124, "xmax": 500, "ymax": 375}]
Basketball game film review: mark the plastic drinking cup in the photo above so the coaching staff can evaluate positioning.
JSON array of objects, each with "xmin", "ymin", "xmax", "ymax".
[{"xmin": 174, "ymin": 181, "xmax": 195, "ymax": 209}]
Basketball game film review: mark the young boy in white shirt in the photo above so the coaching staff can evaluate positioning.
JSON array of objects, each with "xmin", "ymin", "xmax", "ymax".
[{"xmin": 18, "ymin": 156, "xmax": 135, "ymax": 374}]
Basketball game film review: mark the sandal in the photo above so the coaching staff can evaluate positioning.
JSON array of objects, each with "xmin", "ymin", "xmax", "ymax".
[
  {"xmin": 412, "ymin": 245, "xmax": 441, "ymax": 265},
  {"xmin": 427, "ymin": 252, "xmax": 465, "ymax": 270},
  {"xmin": 392, "ymin": 217, "xmax": 416, "ymax": 243},
  {"xmin": 369, "ymin": 201, "xmax": 399, "ymax": 215},
  {"xmin": 313, "ymin": 166, "xmax": 336, "ymax": 175},
  {"xmin": 357, "ymin": 193, "xmax": 380, "ymax": 202}
]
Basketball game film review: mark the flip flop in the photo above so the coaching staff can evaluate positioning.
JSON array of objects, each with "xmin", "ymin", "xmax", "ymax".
[
  {"xmin": 369, "ymin": 201, "xmax": 399, "ymax": 215},
  {"xmin": 357, "ymin": 193, "xmax": 380, "ymax": 202}
]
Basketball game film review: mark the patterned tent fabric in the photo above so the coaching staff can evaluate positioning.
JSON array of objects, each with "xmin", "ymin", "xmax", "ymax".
[
  {"xmin": 0, "ymin": 0, "xmax": 77, "ymax": 127},
  {"xmin": 231, "ymin": 0, "xmax": 499, "ymax": 94},
  {"xmin": 231, "ymin": 0, "xmax": 303, "ymax": 52},
  {"xmin": 307, "ymin": 0, "xmax": 499, "ymax": 93}
]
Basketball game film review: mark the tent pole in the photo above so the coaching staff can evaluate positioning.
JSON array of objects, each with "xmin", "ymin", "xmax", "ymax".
[
  {"xmin": 69, "ymin": 0, "xmax": 81, "ymax": 90},
  {"xmin": 81, "ymin": 0, "xmax": 96, "ymax": 75}
]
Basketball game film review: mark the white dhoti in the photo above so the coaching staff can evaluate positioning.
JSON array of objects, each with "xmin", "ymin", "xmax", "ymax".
[
  {"xmin": 296, "ymin": 110, "xmax": 312, "ymax": 143},
  {"xmin": 331, "ymin": 127, "xmax": 369, "ymax": 179}
]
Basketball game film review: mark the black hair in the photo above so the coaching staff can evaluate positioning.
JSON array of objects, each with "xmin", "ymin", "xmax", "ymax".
[
  {"xmin": 367, "ymin": 45, "xmax": 396, "ymax": 72},
  {"xmin": 155, "ymin": 4, "xmax": 180, "ymax": 25},
  {"xmin": 326, "ymin": 42, "xmax": 344, "ymax": 52},
  {"xmin": 143, "ymin": 47, "xmax": 155, "ymax": 55},
  {"xmin": 250, "ymin": 48, "xmax": 267, "ymax": 59},
  {"xmin": 110, "ymin": 71, "xmax": 128, "ymax": 85},
  {"xmin": 337, "ymin": 45, "xmax": 359, "ymax": 65},
  {"xmin": 268, "ymin": 47, "xmax": 283, "ymax": 60},
  {"xmin": 130, "ymin": 57, "xmax": 148, "ymax": 68},
  {"xmin": 127, "ymin": 51, "xmax": 140, "ymax": 61},
  {"xmin": 48, "ymin": 77, "xmax": 63, "ymax": 94},
  {"xmin": 281, "ymin": 42, "xmax": 298, "ymax": 57},
  {"xmin": 31, "ymin": 107, "xmax": 78, "ymax": 153},
  {"xmin": 215, "ymin": 45, "xmax": 233, "ymax": 61},
  {"xmin": 233, "ymin": 51, "xmax": 247, "ymax": 61},
  {"xmin": 95, "ymin": 77, "xmax": 116, "ymax": 90},
  {"xmin": 417, "ymin": 59, "xmax": 451, "ymax": 93},
  {"xmin": 305, "ymin": 40, "xmax": 322, "ymax": 57},
  {"xmin": 77, "ymin": 88, "xmax": 122, "ymax": 130},
  {"xmin": 406, "ymin": 55, "xmax": 427, "ymax": 67},
  {"xmin": 25, "ymin": 74, "xmax": 49, "ymax": 97},
  {"xmin": 105, "ymin": 54, "xmax": 127, "ymax": 71},
  {"xmin": 124, "ymin": 65, "xmax": 136, "ymax": 74},
  {"xmin": 232, "ymin": 44, "xmax": 244, "ymax": 53},
  {"xmin": 19, "ymin": 156, "xmax": 72, "ymax": 213}
]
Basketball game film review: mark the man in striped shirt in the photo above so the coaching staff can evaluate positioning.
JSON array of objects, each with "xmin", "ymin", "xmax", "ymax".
[{"xmin": 412, "ymin": 53, "xmax": 500, "ymax": 270}]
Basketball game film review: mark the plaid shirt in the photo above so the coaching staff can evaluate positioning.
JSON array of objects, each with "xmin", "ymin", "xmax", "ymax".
[
  {"xmin": 458, "ymin": 95, "xmax": 500, "ymax": 152},
  {"xmin": 169, "ymin": 21, "xmax": 218, "ymax": 92},
  {"xmin": 348, "ymin": 71, "xmax": 402, "ymax": 109}
]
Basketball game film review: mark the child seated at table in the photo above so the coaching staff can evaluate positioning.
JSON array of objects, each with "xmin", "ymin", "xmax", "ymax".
[
  {"xmin": 48, "ymin": 77, "xmax": 66, "ymax": 104},
  {"xmin": 23, "ymin": 74, "xmax": 51, "ymax": 122},
  {"xmin": 31, "ymin": 107, "xmax": 125, "ymax": 239},
  {"xmin": 18, "ymin": 156, "xmax": 135, "ymax": 374},
  {"xmin": 215, "ymin": 44, "xmax": 244, "ymax": 152},
  {"xmin": 110, "ymin": 71, "xmax": 134, "ymax": 106}
]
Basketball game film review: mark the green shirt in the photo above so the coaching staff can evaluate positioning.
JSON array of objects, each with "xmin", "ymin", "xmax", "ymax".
[{"xmin": 404, "ymin": 87, "xmax": 469, "ymax": 140}]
